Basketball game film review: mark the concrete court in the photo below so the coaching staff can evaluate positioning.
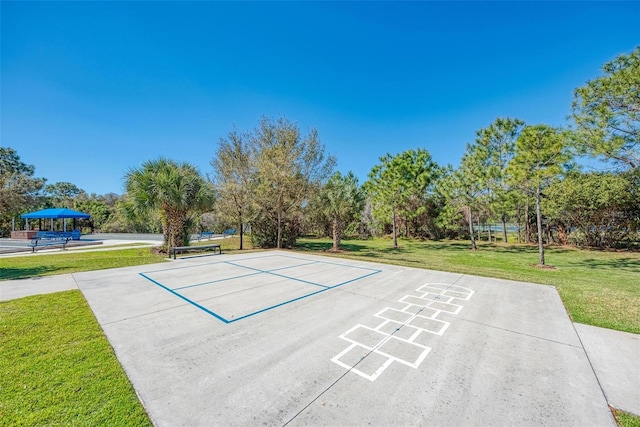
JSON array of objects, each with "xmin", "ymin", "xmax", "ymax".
[{"xmin": 20, "ymin": 250, "xmax": 616, "ymax": 427}]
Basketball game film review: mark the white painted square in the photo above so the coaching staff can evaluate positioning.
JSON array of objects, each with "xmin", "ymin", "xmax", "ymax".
[
  {"xmin": 340, "ymin": 325, "xmax": 389, "ymax": 350},
  {"xmin": 376, "ymin": 336, "xmax": 431, "ymax": 367},
  {"xmin": 375, "ymin": 307, "xmax": 414, "ymax": 323}
]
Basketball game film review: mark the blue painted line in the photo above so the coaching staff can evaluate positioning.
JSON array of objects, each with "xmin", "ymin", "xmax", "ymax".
[
  {"xmin": 278, "ymin": 253, "xmax": 381, "ymax": 272},
  {"xmin": 327, "ymin": 269, "xmax": 381, "ymax": 289},
  {"xmin": 139, "ymin": 273, "xmax": 230, "ymax": 323},
  {"xmin": 263, "ymin": 270, "xmax": 329, "ymax": 288},
  {"xmin": 225, "ymin": 261, "xmax": 329, "ymax": 288},
  {"xmin": 141, "ymin": 258, "xmax": 228, "ymax": 274},
  {"xmin": 172, "ymin": 271, "xmax": 263, "ymax": 291},
  {"xmin": 227, "ymin": 287, "xmax": 330, "ymax": 323},
  {"xmin": 267, "ymin": 260, "xmax": 320, "ymax": 272},
  {"xmin": 140, "ymin": 254, "xmax": 383, "ymax": 324}
]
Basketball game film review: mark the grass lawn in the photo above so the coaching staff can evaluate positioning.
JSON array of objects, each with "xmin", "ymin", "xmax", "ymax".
[
  {"xmin": 0, "ymin": 290, "xmax": 152, "ymax": 425},
  {"xmin": 295, "ymin": 237, "xmax": 640, "ymax": 335},
  {"xmin": 0, "ymin": 247, "xmax": 167, "ymax": 280},
  {"xmin": 0, "ymin": 237, "xmax": 252, "ymax": 281}
]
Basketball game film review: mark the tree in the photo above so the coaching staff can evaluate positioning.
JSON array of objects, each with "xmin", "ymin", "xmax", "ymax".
[
  {"xmin": 0, "ymin": 147, "xmax": 46, "ymax": 236},
  {"xmin": 124, "ymin": 158, "xmax": 214, "ymax": 250},
  {"xmin": 318, "ymin": 171, "xmax": 364, "ymax": 251},
  {"xmin": 250, "ymin": 117, "xmax": 335, "ymax": 249},
  {"xmin": 474, "ymin": 118, "xmax": 525, "ymax": 242},
  {"xmin": 508, "ymin": 125, "xmax": 572, "ymax": 265},
  {"xmin": 73, "ymin": 194, "xmax": 112, "ymax": 231},
  {"xmin": 545, "ymin": 171, "xmax": 638, "ymax": 248},
  {"xmin": 571, "ymin": 47, "xmax": 640, "ymax": 169},
  {"xmin": 366, "ymin": 149, "xmax": 441, "ymax": 248},
  {"xmin": 45, "ymin": 182, "xmax": 86, "ymax": 207},
  {"xmin": 439, "ymin": 147, "xmax": 487, "ymax": 250},
  {"xmin": 211, "ymin": 128, "xmax": 255, "ymax": 250}
]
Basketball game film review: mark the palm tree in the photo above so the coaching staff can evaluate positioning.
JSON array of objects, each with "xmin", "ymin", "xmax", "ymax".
[
  {"xmin": 125, "ymin": 158, "xmax": 214, "ymax": 250},
  {"xmin": 320, "ymin": 171, "xmax": 364, "ymax": 251}
]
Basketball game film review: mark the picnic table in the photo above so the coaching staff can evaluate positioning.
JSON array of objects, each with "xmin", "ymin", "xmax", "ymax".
[{"xmin": 28, "ymin": 236, "xmax": 71, "ymax": 252}]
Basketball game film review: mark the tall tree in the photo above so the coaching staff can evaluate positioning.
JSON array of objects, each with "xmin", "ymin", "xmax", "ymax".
[
  {"xmin": 45, "ymin": 182, "xmax": 86, "ymax": 207},
  {"xmin": 211, "ymin": 128, "xmax": 254, "ymax": 250},
  {"xmin": 545, "ymin": 171, "xmax": 638, "ymax": 248},
  {"xmin": 571, "ymin": 47, "xmax": 640, "ymax": 169},
  {"xmin": 251, "ymin": 117, "xmax": 335, "ymax": 249},
  {"xmin": 474, "ymin": 118, "xmax": 525, "ymax": 242},
  {"xmin": 508, "ymin": 125, "xmax": 572, "ymax": 266},
  {"xmin": 125, "ymin": 158, "xmax": 214, "ymax": 250},
  {"xmin": 439, "ymin": 146, "xmax": 487, "ymax": 250},
  {"xmin": 366, "ymin": 149, "xmax": 441, "ymax": 248},
  {"xmin": 318, "ymin": 171, "xmax": 364, "ymax": 251},
  {"xmin": 0, "ymin": 147, "xmax": 46, "ymax": 236}
]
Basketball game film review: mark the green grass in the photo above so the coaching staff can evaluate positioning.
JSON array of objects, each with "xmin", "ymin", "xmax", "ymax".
[
  {"xmin": 614, "ymin": 408, "xmax": 640, "ymax": 427},
  {"xmin": 0, "ymin": 290, "xmax": 152, "ymax": 425},
  {"xmin": 0, "ymin": 247, "xmax": 167, "ymax": 280},
  {"xmin": 0, "ymin": 237, "xmax": 254, "ymax": 281},
  {"xmin": 295, "ymin": 237, "xmax": 640, "ymax": 334}
]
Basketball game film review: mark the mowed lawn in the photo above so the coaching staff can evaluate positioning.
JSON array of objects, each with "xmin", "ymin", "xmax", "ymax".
[
  {"xmin": 296, "ymin": 238, "xmax": 640, "ymax": 335},
  {"xmin": 0, "ymin": 291, "xmax": 152, "ymax": 426}
]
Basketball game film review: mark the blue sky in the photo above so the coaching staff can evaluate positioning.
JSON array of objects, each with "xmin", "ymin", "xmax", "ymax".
[{"xmin": 2, "ymin": 1, "xmax": 638, "ymax": 195}]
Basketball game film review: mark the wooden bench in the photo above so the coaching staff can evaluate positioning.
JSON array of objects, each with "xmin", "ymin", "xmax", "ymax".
[
  {"xmin": 28, "ymin": 237, "xmax": 70, "ymax": 252},
  {"xmin": 169, "ymin": 244, "xmax": 221, "ymax": 259}
]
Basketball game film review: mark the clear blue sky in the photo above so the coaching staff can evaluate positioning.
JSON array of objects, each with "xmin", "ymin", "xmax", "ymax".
[{"xmin": 2, "ymin": 1, "xmax": 638, "ymax": 196}]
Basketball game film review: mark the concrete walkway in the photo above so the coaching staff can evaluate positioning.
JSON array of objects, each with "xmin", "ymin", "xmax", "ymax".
[{"xmin": 1, "ymin": 250, "xmax": 638, "ymax": 425}]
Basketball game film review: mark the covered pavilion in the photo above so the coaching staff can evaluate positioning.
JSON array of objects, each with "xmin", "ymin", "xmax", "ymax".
[{"xmin": 12, "ymin": 208, "xmax": 90, "ymax": 239}]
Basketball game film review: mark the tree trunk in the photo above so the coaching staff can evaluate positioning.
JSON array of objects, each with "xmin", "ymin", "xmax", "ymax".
[
  {"xmin": 468, "ymin": 206, "xmax": 477, "ymax": 250},
  {"xmin": 476, "ymin": 216, "xmax": 481, "ymax": 241},
  {"xmin": 516, "ymin": 206, "xmax": 521, "ymax": 244},
  {"xmin": 501, "ymin": 213, "xmax": 508, "ymax": 243},
  {"xmin": 557, "ymin": 223, "xmax": 568, "ymax": 245},
  {"xmin": 488, "ymin": 223, "xmax": 492, "ymax": 242},
  {"xmin": 535, "ymin": 186, "xmax": 545, "ymax": 266},
  {"xmin": 332, "ymin": 218, "xmax": 341, "ymax": 251},
  {"xmin": 277, "ymin": 210, "xmax": 282, "ymax": 249},
  {"xmin": 392, "ymin": 209, "xmax": 398, "ymax": 248},
  {"xmin": 524, "ymin": 201, "xmax": 530, "ymax": 244},
  {"xmin": 239, "ymin": 210, "xmax": 243, "ymax": 250}
]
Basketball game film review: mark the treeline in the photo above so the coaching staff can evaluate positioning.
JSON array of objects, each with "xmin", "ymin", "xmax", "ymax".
[{"xmin": 2, "ymin": 47, "xmax": 638, "ymax": 258}]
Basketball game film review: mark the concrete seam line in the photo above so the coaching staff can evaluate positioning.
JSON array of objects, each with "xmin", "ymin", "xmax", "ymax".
[
  {"xmin": 283, "ymin": 277, "xmax": 466, "ymax": 426},
  {"xmin": 456, "ymin": 317, "xmax": 583, "ymax": 349},
  {"xmin": 570, "ymin": 318, "xmax": 613, "ymax": 412}
]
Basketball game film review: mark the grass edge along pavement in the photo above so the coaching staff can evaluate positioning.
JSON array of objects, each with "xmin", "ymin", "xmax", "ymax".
[
  {"xmin": 295, "ymin": 237, "xmax": 640, "ymax": 335},
  {"xmin": 0, "ymin": 290, "xmax": 153, "ymax": 426},
  {"xmin": 0, "ymin": 237, "xmax": 251, "ymax": 280}
]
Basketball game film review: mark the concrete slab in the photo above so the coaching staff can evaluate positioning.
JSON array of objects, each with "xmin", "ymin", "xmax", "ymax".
[
  {"xmin": 0, "ymin": 273, "xmax": 78, "ymax": 300},
  {"xmin": 70, "ymin": 250, "xmax": 616, "ymax": 426},
  {"xmin": 574, "ymin": 323, "xmax": 640, "ymax": 416}
]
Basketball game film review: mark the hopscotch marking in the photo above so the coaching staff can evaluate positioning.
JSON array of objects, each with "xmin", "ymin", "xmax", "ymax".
[{"xmin": 331, "ymin": 282, "xmax": 474, "ymax": 382}]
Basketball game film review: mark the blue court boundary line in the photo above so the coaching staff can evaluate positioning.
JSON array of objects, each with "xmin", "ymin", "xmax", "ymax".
[
  {"xmin": 141, "ymin": 253, "xmax": 380, "ymax": 275},
  {"xmin": 139, "ymin": 273, "xmax": 231, "ymax": 324},
  {"xmin": 173, "ymin": 271, "xmax": 263, "ymax": 291},
  {"xmin": 139, "ymin": 257, "xmax": 381, "ymax": 323},
  {"xmin": 224, "ymin": 261, "xmax": 330, "ymax": 289}
]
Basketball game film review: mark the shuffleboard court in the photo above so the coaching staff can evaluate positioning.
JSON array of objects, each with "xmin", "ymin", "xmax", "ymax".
[
  {"xmin": 139, "ymin": 254, "xmax": 381, "ymax": 323},
  {"xmin": 70, "ymin": 250, "xmax": 616, "ymax": 426}
]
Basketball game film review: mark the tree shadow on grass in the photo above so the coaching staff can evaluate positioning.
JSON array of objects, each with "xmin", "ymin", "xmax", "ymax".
[
  {"xmin": 0, "ymin": 266, "xmax": 61, "ymax": 281},
  {"xmin": 568, "ymin": 257, "xmax": 640, "ymax": 272},
  {"xmin": 295, "ymin": 241, "xmax": 372, "ymax": 253}
]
